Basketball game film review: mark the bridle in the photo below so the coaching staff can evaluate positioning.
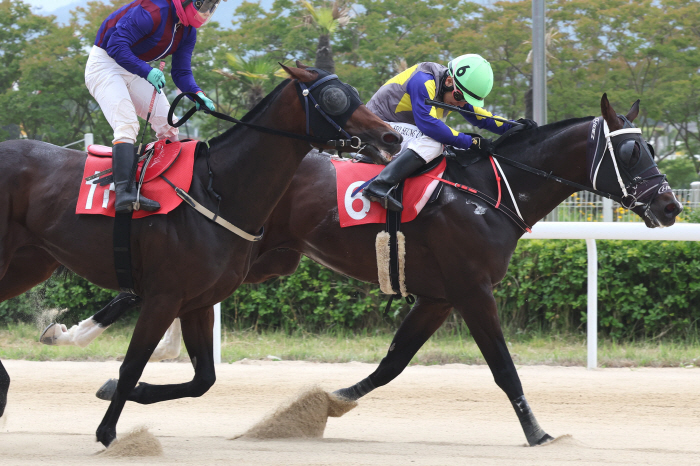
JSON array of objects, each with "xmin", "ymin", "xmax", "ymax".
[
  {"xmin": 167, "ymin": 69, "xmax": 366, "ymax": 151},
  {"xmin": 589, "ymin": 115, "xmax": 669, "ymax": 211}
]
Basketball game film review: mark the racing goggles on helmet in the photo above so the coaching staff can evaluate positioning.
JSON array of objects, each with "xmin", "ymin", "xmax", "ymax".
[{"xmin": 184, "ymin": 0, "xmax": 221, "ymax": 26}]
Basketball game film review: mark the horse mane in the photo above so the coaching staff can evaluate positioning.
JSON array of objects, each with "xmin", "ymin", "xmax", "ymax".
[
  {"xmin": 496, "ymin": 116, "xmax": 595, "ymax": 152},
  {"xmin": 208, "ymin": 78, "xmax": 292, "ymax": 148}
]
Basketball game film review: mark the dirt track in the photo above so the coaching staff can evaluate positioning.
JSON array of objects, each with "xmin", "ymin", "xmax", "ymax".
[{"xmin": 0, "ymin": 360, "xmax": 698, "ymax": 465}]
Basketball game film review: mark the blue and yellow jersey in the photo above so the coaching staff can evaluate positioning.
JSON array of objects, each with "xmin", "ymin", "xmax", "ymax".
[{"xmin": 366, "ymin": 62, "xmax": 513, "ymax": 150}]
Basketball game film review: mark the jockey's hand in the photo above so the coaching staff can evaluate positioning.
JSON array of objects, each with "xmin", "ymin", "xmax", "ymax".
[
  {"xmin": 515, "ymin": 118, "xmax": 538, "ymax": 130},
  {"xmin": 196, "ymin": 91, "xmax": 216, "ymax": 113},
  {"xmin": 470, "ymin": 136, "xmax": 494, "ymax": 155},
  {"xmin": 147, "ymin": 68, "xmax": 166, "ymax": 94}
]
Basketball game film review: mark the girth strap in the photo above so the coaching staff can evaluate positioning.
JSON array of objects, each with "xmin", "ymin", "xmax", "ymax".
[{"xmin": 160, "ymin": 175, "xmax": 263, "ymax": 242}]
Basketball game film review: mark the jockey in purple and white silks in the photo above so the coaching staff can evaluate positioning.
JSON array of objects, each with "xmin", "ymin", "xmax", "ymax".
[
  {"xmin": 85, "ymin": 0, "xmax": 220, "ymax": 213},
  {"xmin": 363, "ymin": 54, "xmax": 538, "ymax": 212}
]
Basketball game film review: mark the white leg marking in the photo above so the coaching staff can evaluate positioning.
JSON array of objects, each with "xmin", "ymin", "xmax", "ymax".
[
  {"xmin": 150, "ymin": 318, "xmax": 182, "ymax": 361},
  {"xmin": 53, "ymin": 318, "xmax": 106, "ymax": 348}
]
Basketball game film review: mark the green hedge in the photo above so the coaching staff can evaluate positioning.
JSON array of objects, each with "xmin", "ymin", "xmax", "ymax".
[{"xmin": 2, "ymin": 240, "xmax": 699, "ymax": 340}]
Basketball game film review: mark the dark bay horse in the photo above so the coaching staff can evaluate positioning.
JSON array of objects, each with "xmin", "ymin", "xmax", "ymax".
[
  {"xmin": 11, "ymin": 95, "xmax": 682, "ymax": 446},
  {"xmin": 0, "ymin": 65, "xmax": 401, "ymax": 445}
]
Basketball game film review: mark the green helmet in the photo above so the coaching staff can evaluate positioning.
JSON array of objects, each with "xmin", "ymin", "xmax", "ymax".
[{"xmin": 447, "ymin": 54, "xmax": 494, "ymax": 107}]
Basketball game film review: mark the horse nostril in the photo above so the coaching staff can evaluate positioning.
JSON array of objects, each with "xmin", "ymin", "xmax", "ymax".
[
  {"xmin": 382, "ymin": 132, "xmax": 402, "ymax": 145},
  {"xmin": 665, "ymin": 202, "xmax": 682, "ymax": 217}
]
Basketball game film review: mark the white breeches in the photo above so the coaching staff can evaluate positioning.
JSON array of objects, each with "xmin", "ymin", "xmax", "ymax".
[
  {"xmin": 387, "ymin": 122, "xmax": 444, "ymax": 163},
  {"xmin": 85, "ymin": 46, "xmax": 179, "ymax": 144}
]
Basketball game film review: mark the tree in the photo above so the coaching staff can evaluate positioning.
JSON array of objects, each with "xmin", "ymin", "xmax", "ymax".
[
  {"xmin": 299, "ymin": 0, "xmax": 351, "ymax": 73},
  {"xmin": 215, "ymin": 54, "xmax": 287, "ymax": 110}
]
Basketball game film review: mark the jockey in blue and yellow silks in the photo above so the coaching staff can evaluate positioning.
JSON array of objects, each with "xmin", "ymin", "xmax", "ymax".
[
  {"xmin": 85, "ymin": 0, "xmax": 220, "ymax": 213},
  {"xmin": 363, "ymin": 54, "xmax": 537, "ymax": 212}
]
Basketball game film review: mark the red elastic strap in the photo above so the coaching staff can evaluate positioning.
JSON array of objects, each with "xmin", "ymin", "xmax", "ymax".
[{"xmin": 489, "ymin": 156, "xmax": 502, "ymax": 209}]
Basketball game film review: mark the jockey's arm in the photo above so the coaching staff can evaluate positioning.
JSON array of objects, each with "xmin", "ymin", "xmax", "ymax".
[
  {"xmin": 171, "ymin": 29, "xmax": 202, "ymax": 95},
  {"xmin": 459, "ymin": 104, "xmax": 514, "ymax": 135},
  {"xmin": 407, "ymin": 73, "xmax": 474, "ymax": 150},
  {"xmin": 104, "ymin": 7, "xmax": 158, "ymax": 80}
]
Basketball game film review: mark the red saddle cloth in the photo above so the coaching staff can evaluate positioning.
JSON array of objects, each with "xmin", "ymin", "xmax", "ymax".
[
  {"xmin": 332, "ymin": 157, "xmax": 446, "ymax": 227},
  {"xmin": 76, "ymin": 140, "xmax": 198, "ymax": 218}
]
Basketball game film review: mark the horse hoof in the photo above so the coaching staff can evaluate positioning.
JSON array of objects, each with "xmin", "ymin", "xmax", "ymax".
[
  {"xmin": 331, "ymin": 387, "xmax": 360, "ymax": 401},
  {"xmin": 535, "ymin": 433, "xmax": 555, "ymax": 446},
  {"xmin": 96, "ymin": 378, "xmax": 118, "ymax": 401},
  {"xmin": 96, "ymin": 427, "xmax": 117, "ymax": 447},
  {"xmin": 39, "ymin": 323, "xmax": 61, "ymax": 345}
]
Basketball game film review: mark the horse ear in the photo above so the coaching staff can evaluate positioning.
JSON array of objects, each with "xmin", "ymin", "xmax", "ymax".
[
  {"xmin": 295, "ymin": 60, "xmax": 309, "ymax": 69},
  {"xmin": 626, "ymin": 99, "xmax": 640, "ymax": 122},
  {"xmin": 279, "ymin": 63, "xmax": 317, "ymax": 82},
  {"xmin": 600, "ymin": 93, "xmax": 621, "ymax": 131}
]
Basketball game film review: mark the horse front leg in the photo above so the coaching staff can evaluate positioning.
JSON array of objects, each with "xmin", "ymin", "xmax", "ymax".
[
  {"xmin": 334, "ymin": 296, "xmax": 452, "ymax": 400},
  {"xmin": 0, "ymin": 360, "xmax": 9, "ymax": 418},
  {"xmin": 95, "ymin": 309, "xmax": 210, "ymax": 403},
  {"xmin": 95, "ymin": 295, "xmax": 179, "ymax": 447},
  {"xmin": 128, "ymin": 306, "xmax": 215, "ymax": 403},
  {"xmin": 454, "ymin": 283, "xmax": 553, "ymax": 446}
]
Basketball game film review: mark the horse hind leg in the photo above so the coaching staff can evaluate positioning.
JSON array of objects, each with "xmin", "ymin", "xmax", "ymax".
[
  {"xmin": 0, "ymin": 247, "xmax": 58, "ymax": 303},
  {"xmin": 40, "ymin": 292, "xmax": 142, "ymax": 347},
  {"xmin": 453, "ymin": 284, "xmax": 553, "ymax": 446},
  {"xmin": 334, "ymin": 296, "xmax": 452, "ymax": 400}
]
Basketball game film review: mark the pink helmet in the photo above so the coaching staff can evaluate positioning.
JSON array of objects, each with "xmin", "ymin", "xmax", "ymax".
[{"xmin": 174, "ymin": 0, "xmax": 221, "ymax": 28}]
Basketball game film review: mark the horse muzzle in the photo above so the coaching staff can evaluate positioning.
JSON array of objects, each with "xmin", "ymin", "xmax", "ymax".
[{"xmin": 635, "ymin": 191, "xmax": 683, "ymax": 228}]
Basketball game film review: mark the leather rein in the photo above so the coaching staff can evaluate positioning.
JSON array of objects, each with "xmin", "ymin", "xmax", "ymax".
[{"xmin": 163, "ymin": 74, "xmax": 373, "ymax": 242}]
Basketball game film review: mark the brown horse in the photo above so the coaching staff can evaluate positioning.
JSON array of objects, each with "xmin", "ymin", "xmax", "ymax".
[
  {"xmin": 0, "ymin": 65, "xmax": 401, "ymax": 445},
  {"xmin": 9, "ymin": 95, "xmax": 682, "ymax": 446}
]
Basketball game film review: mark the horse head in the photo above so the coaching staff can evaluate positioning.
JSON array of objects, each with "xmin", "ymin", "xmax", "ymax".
[
  {"xmin": 281, "ymin": 62, "xmax": 402, "ymax": 164},
  {"xmin": 596, "ymin": 94, "xmax": 682, "ymax": 228}
]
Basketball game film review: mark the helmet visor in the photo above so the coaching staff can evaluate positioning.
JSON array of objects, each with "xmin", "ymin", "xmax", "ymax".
[{"xmin": 192, "ymin": 0, "xmax": 221, "ymax": 25}]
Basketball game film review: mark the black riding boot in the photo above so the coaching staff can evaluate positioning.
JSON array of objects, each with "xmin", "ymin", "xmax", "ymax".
[
  {"xmin": 112, "ymin": 142, "xmax": 160, "ymax": 213},
  {"xmin": 363, "ymin": 148, "xmax": 426, "ymax": 211}
]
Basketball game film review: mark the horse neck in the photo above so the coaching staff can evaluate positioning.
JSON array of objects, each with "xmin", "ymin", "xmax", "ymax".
[
  {"xmin": 206, "ymin": 84, "xmax": 311, "ymax": 235},
  {"xmin": 499, "ymin": 121, "xmax": 591, "ymax": 228}
]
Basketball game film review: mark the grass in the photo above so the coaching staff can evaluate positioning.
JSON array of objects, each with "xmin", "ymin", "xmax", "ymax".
[{"xmin": 0, "ymin": 322, "xmax": 699, "ymax": 368}]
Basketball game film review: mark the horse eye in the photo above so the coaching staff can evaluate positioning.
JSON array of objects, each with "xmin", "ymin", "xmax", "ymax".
[{"xmin": 631, "ymin": 144, "xmax": 640, "ymax": 166}]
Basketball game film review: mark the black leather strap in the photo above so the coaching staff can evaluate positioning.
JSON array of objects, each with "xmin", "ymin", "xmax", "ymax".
[
  {"xmin": 387, "ymin": 184, "xmax": 403, "ymax": 295},
  {"xmin": 113, "ymin": 212, "xmax": 136, "ymax": 295}
]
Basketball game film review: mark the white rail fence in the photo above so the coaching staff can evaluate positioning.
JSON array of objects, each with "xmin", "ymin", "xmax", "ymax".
[
  {"xmin": 545, "ymin": 184, "xmax": 700, "ymax": 223},
  {"xmin": 61, "ymin": 133, "xmax": 94, "ymax": 151},
  {"xmin": 526, "ymin": 222, "xmax": 700, "ymax": 369},
  {"xmin": 213, "ymin": 223, "xmax": 700, "ymax": 368}
]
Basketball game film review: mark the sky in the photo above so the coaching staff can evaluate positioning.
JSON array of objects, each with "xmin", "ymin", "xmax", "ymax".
[{"xmin": 26, "ymin": 0, "xmax": 251, "ymax": 25}]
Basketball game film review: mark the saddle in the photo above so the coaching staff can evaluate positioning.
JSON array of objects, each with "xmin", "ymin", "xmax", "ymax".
[
  {"xmin": 87, "ymin": 140, "xmax": 182, "ymax": 186},
  {"xmin": 77, "ymin": 140, "xmax": 198, "ymax": 219}
]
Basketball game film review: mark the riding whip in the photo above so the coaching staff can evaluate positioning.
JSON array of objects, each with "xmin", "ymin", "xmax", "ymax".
[
  {"xmin": 424, "ymin": 99, "xmax": 524, "ymax": 126},
  {"xmin": 138, "ymin": 60, "xmax": 167, "ymax": 156}
]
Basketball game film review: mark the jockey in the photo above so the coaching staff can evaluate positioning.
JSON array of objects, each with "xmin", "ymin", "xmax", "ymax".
[
  {"xmin": 363, "ymin": 54, "xmax": 537, "ymax": 212},
  {"xmin": 85, "ymin": 0, "xmax": 220, "ymax": 213}
]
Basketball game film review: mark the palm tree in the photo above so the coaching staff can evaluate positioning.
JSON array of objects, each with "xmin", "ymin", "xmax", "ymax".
[
  {"xmin": 215, "ymin": 54, "xmax": 287, "ymax": 110},
  {"xmin": 300, "ymin": 0, "xmax": 351, "ymax": 73}
]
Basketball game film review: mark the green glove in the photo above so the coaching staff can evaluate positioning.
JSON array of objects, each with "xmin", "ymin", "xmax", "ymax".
[
  {"xmin": 147, "ymin": 68, "xmax": 166, "ymax": 93},
  {"xmin": 196, "ymin": 91, "xmax": 216, "ymax": 112}
]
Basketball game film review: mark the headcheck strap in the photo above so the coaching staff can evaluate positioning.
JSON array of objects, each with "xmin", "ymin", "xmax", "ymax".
[{"xmin": 596, "ymin": 119, "xmax": 642, "ymax": 198}]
